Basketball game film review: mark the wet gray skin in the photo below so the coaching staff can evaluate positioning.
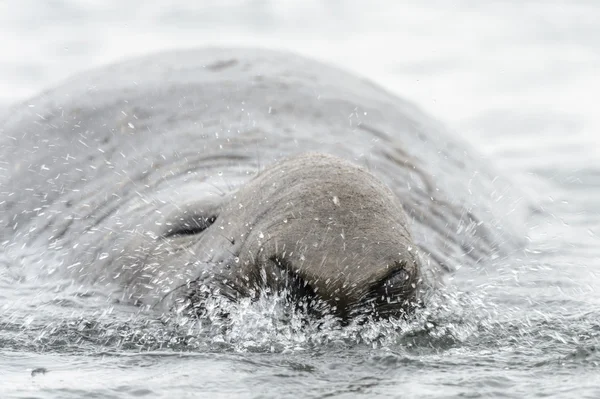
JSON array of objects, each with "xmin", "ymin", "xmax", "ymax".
[
  {"xmin": 0, "ymin": 48, "xmax": 525, "ymax": 321},
  {"xmin": 168, "ymin": 153, "xmax": 420, "ymax": 320}
]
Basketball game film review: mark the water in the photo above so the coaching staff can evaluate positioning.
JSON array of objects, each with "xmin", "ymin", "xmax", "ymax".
[{"xmin": 1, "ymin": 1, "xmax": 599, "ymax": 398}]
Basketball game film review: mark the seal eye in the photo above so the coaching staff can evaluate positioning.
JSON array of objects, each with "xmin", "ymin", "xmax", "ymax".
[{"xmin": 164, "ymin": 215, "xmax": 217, "ymax": 238}]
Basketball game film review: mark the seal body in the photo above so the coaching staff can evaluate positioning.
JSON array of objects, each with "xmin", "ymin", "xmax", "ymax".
[{"xmin": 0, "ymin": 48, "xmax": 524, "ymax": 319}]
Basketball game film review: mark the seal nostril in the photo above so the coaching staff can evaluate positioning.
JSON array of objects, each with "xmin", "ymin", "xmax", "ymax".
[
  {"xmin": 352, "ymin": 261, "xmax": 418, "ymax": 320},
  {"xmin": 383, "ymin": 269, "xmax": 410, "ymax": 290},
  {"xmin": 266, "ymin": 256, "xmax": 350, "ymax": 319},
  {"xmin": 268, "ymin": 256, "xmax": 321, "ymax": 308}
]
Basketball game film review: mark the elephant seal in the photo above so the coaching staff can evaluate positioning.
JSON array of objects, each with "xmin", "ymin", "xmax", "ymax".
[{"xmin": 0, "ymin": 48, "xmax": 524, "ymax": 320}]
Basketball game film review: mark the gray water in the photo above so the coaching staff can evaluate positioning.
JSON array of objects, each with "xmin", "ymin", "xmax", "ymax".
[{"xmin": 1, "ymin": 1, "xmax": 599, "ymax": 398}]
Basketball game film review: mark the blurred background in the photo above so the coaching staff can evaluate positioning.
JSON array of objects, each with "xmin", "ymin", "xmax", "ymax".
[{"xmin": 1, "ymin": 0, "xmax": 598, "ymax": 172}]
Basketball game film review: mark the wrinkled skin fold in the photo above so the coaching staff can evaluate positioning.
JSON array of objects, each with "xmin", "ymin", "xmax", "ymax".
[{"xmin": 0, "ymin": 48, "xmax": 525, "ymax": 321}]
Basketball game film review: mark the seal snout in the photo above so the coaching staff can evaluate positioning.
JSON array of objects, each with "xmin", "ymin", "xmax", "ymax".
[
  {"xmin": 266, "ymin": 255, "xmax": 419, "ymax": 320},
  {"xmin": 211, "ymin": 152, "xmax": 422, "ymax": 320}
]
